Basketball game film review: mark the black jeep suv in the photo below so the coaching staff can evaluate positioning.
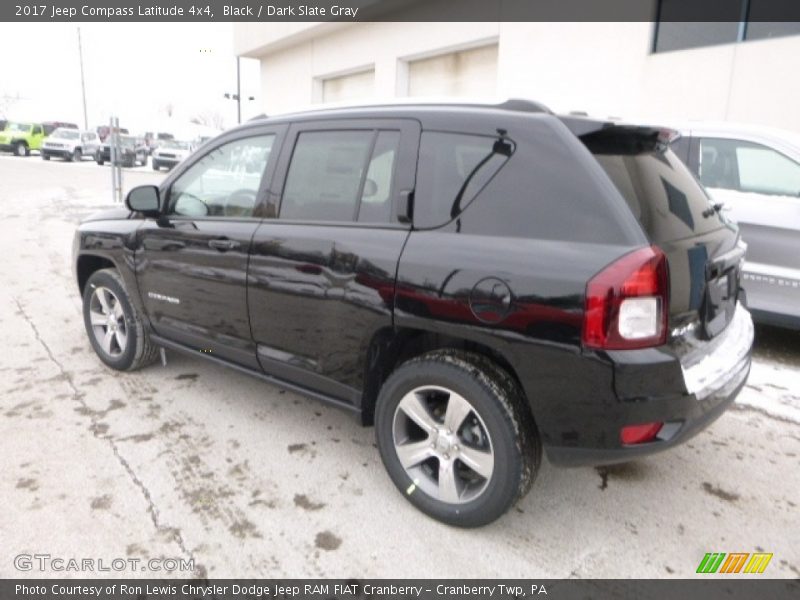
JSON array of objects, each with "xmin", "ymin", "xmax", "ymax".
[{"xmin": 73, "ymin": 100, "xmax": 753, "ymax": 527}]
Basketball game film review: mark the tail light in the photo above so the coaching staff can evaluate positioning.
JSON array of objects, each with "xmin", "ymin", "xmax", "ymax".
[{"xmin": 582, "ymin": 246, "xmax": 669, "ymax": 350}]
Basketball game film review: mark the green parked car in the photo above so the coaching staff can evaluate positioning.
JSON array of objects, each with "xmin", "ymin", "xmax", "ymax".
[{"xmin": 0, "ymin": 122, "xmax": 46, "ymax": 156}]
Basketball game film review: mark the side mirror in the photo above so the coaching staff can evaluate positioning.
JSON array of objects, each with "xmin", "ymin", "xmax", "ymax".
[{"xmin": 126, "ymin": 185, "xmax": 161, "ymax": 215}]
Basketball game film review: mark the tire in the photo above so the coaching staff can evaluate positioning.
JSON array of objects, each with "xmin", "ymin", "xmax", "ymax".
[
  {"xmin": 375, "ymin": 349, "xmax": 540, "ymax": 527},
  {"xmin": 152, "ymin": 160, "xmax": 160, "ymax": 171},
  {"xmin": 96, "ymin": 153, "xmax": 104, "ymax": 166},
  {"xmin": 82, "ymin": 268, "xmax": 158, "ymax": 372},
  {"xmin": 14, "ymin": 142, "xmax": 28, "ymax": 157},
  {"xmin": 42, "ymin": 153, "xmax": 50, "ymax": 161},
  {"xmin": 72, "ymin": 148, "xmax": 82, "ymax": 162}
]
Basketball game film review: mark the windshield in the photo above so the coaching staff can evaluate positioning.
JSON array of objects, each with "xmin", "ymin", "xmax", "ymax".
[
  {"xmin": 52, "ymin": 128, "xmax": 80, "ymax": 140},
  {"xmin": 7, "ymin": 122, "xmax": 31, "ymax": 133},
  {"xmin": 162, "ymin": 140, "xmax": 191, "ymax": 150}
]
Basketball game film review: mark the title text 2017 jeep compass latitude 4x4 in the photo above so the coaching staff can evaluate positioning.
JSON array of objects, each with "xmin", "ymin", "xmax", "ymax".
[{"xmin": 73, "ymin": 100, "xmax": 753, "ymax": 527}]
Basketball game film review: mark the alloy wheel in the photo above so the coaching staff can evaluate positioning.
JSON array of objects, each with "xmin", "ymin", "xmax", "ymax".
[
  {"xmin": 392, "ymin": 385, "xmax": 494, "ymax": 504},
  {"xmin": 88, "ymin": 286, "xmax": 128, "ymax": 357}
]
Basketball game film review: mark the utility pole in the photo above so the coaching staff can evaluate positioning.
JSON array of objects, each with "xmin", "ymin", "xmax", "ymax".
[{"xmin": 77, "ymin": 27, "xmax": 88, "ymax": 130}]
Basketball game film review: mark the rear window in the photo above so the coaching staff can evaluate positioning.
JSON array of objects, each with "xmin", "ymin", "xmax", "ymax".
[{"xmin": 584, "ymin": 129, "xmax": 724, "ymax": 242}]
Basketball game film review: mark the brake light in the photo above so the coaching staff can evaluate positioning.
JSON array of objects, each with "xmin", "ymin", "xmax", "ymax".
[{"xmin": 582, "ymin": 246, "xmax": 668, "ymax": 350}]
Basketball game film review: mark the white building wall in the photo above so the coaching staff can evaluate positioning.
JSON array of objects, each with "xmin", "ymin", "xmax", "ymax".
[{"xmin": 235, "ymin": 22, "xmax": 800, "ymax": 133}]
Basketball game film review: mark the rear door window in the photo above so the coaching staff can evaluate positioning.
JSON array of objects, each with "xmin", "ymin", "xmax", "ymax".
[{"xmin": 280, "ymin": 129, "xmax": 401, "ymax": 223}]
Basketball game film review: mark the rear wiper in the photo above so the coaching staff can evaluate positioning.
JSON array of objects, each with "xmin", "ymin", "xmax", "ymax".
[{"xmin": 449, "ymin": 129, "xmax": 514, "ymax": 219}]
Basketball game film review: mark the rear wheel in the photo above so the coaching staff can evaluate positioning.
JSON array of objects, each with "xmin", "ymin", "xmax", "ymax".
[
  {"xmin": 82, "ymin": 268, "xmax": 158, "ymax": 371},
  {"xmin": 152, "ymin": 160, "xmax": 160, "ymax": 171},
  {"xmin": 375, "ymin": 350, "xmax": 540, "ymax": 527}
]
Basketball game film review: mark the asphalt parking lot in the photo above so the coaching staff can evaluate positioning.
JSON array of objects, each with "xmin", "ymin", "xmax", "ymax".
[{"xmin": 1, "ymin": 153, "xmax": 798, "ymax": 579}]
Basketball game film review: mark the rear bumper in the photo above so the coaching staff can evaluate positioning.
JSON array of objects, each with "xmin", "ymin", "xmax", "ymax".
[{"xmin": 546, "ymin": 303, "xmax": 753, "ymax": 466}]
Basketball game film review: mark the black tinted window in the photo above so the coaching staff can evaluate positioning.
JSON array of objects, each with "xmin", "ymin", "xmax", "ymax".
[
  {"xmin": 281, "ymin": 131, "xmax": 373, "ymax": 222},
  {"xmin": 588, "ymin": 135, "xmax": 724, "ymax": 241},
  {"xmin": 415, "ymin": 132, "xmax": 511, "ymax": 229}
]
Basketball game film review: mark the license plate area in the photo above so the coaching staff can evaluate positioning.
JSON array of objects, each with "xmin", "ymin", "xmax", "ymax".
[{"xmin": 702, "ymin": 267, "xmax": 738, "ymax": 339}]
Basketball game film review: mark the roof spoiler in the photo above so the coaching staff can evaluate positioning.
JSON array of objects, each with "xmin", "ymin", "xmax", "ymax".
[{"xmin": 560, "ymin": 116, "xmax": 680, "ymax": 145}]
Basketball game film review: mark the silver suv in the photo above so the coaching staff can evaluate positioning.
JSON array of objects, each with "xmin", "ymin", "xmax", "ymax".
[
  {"xmin": 41, "ymin": 128, "xmax": 100, "ymax": 162},
  {"xmin": 672, "ymin": 123, "xmax": 800, "ymax": 329}
]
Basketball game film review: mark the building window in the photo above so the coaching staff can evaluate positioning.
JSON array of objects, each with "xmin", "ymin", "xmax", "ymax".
[
  {"xmin": 319, "ymin": 69, "xmax": 375, "ymax": 104},
  {"xmin": 406, "ymin": 44, "xmax": 498, "ymax": 97},
  {"xmin": 653, "ymin": 0, "xmax": 800, "ymax": 53},
  {"xmin": 745, "ymin": 22, "xmax": 800, "ymax": 41},
  {"xmin": 653, "ymin": 22, "xmax": 740, "ymax": 53}
]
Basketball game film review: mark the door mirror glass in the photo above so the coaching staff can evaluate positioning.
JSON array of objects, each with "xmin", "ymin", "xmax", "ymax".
[{"xmin": 126, "ymin": 185, "xmax": 161, "ymax": 214}]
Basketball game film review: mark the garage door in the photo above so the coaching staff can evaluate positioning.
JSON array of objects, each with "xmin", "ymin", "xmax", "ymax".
[
  {"xmin": 407, "ymin": 44, "xmax": 498, "ymax": 97},
  {"xmin": 321, "ymin": 69, "xmax": 375, "ymax": 104}
]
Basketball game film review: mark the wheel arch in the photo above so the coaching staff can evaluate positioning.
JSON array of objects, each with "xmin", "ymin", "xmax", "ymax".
[
  {"xmin": 360, "ymin": 326, "xmax": 528, "ymax": 426},
  {"xmin": 76, "ymin": 254, "xmax": 117, "ymax": 294}
]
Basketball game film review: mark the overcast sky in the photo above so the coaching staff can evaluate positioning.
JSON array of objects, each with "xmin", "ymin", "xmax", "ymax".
[{"xmin": 0, "ymin": 23, "xmax": 261, "ymax": 132}]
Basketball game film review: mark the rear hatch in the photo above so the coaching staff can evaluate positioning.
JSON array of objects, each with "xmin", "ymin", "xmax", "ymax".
[{"xmin": 565, "ymin": 118, "xmax": 745, "ymax": 340}]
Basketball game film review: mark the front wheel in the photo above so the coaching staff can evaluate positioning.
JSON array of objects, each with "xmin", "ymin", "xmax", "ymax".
[
  {"xmin": 375, "ymin": 350, "xmax": 541, "ymax": 527},
  {"xmin": 14, "ymin": 142, "xmax": 28, "ymax": 157},
  {"xmin": 152, "ymin": 160, "xmax": 160, "ymax": 171},
  {"xmin": 82, "ymin": 268, "xmax": 158, "ymax": 371},
  {"xmin": 72, "ymin": 148, "xmax": 82, "ymax": 162}
]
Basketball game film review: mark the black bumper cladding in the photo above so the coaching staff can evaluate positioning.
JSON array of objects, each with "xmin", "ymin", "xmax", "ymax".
[{"xmin": 548, "ymin": 303, "xmax": 754, "ymax": 466}]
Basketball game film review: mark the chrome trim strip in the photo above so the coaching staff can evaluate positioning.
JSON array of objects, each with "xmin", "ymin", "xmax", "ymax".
[
  {"xmin": 743, "ymin": 261, "xmax": 800, "ymax": 284},
  {"xmin": 680, "ymin": 302, "xmax": 753, "ymax": 400}
]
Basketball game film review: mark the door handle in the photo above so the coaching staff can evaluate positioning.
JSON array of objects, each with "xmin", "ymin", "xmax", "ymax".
[{"xmin": 208, "ymin": 239, "xmax": 241, "ymax": 251}]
